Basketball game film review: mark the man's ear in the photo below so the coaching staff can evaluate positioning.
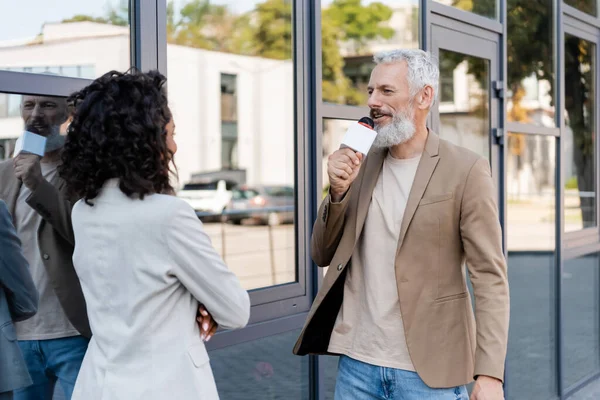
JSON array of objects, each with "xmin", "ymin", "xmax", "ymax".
[{"xmin": 418, "ymin": 85, "xmax": 435, "ymax": 109}]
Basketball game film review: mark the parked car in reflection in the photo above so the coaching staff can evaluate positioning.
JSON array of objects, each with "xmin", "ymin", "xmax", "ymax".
[
  {"xmin": 225, "ymin": 185, "xmax": 294, "ymax": 226},
  {"xmin": 177, "ymin": 179, "xmax": 237, "ymax": 221}
]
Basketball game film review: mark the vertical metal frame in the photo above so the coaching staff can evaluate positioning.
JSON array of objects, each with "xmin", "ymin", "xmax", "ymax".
[
  {"xmin": 557, "ymin": 0, "xmax": 566, "ymax": 397},
  {"xmin": 310, "ymin": 0, "xmax": 327, "ymax": 396},
  {"xmin": 133, "ymin": 0, "xmax": 159, "ymax": 71},
  {"xmin": 499, "ymin": 0, "xmax": 509, "ymax": 389}
]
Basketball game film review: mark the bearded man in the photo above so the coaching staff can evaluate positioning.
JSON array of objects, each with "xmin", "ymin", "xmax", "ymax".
[{"xmin": 293, "ymin": 49, "xmax": 509, "ymax": 400}]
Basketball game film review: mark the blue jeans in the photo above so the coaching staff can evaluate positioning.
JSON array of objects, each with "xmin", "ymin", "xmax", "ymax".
[
  {"xmin": 13, "ymin": 336, "xmax": 89, "ymax": 400},
  {"xmin": 334, "ymin": 356, "xmax": 469, "ymax": 400}
]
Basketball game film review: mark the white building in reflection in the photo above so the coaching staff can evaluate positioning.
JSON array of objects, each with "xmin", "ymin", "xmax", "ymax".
[
  {"xmin": 0, "ymin": 21, "xmax": 294, "ymax": 189},
  {"xmin": 0, "ymin": 12, "xmax": 560, "ymax": 201}
]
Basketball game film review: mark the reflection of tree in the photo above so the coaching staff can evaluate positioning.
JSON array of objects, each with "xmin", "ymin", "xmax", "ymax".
[
  {"xmin": 65, "ymin": 0, "xmax": 393, "ymax": 105},
  {"xmin": 446, "ymin": 1, "xmax": 594, "ymax": 226},
  {"xmin": 565, "ymin": 36, "xmax": 596, "ymax": 227},
  {"xmin": 322, "ymin": 0, "xmax": 394, "ymax": 104},
  {"xmin": 565, "ymin": 0, "xmax": 596, "ymax": 15}
]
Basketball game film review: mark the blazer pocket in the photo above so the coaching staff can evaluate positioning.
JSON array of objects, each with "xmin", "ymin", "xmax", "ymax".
[
  {"xmin": 187, "ymin": 343, "xmax": 210, "ymax": 368},
  {"xmin": 419, "ymin": 192, "xmax": 453, "ymax": 206},
  {"xmin": 1, "ymin": 322, "xmax": 17, "ymax": 341},
  {"xmin": 434, "ymin": 292, "xmax": 468, "ymax": 304}
]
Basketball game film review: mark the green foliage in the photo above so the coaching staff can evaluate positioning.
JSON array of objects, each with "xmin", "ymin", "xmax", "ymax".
[
  {"xmin": 65, "ymin": 0, "xmax": 392, "ymax": 104},
  {"xmin": 565, "ymin": 176, "xmax": 578, "ymax": 190}
]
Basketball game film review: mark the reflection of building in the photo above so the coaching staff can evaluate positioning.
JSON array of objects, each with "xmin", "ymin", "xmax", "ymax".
[{"xmin": 0, "ymin": 22, "xmax": 294, "ymax": 189}]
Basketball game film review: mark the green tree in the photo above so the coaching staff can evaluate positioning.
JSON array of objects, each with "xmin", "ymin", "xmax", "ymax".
[
  {"xmin": 451, "ymin": 0, "xmax": 594, "ymax": 227},
  {"xmin": 252, "ymin": 0, "xmax": 293, "ymax": 60},
  {"xmin": 324, "ymin": 0, "xmax": 394, "ymax": 55},
  {"xmin": 321, "ymin": 0, "xmax": 394, "ymax": 104}
]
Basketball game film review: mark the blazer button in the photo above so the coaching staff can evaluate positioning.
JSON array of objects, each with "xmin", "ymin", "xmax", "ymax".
[
  {"xmin": 337, "ymin": 264, "xmax": 343, "ymax": 271},
  {"xmin": 43, "ymin": 254, "xmax": 50, "ymax": 260}
]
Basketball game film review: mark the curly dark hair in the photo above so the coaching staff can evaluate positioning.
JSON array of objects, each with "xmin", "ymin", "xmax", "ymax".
[{"xmin": 59, "ymin": 69, "xmax": 175, "ymax": 205}]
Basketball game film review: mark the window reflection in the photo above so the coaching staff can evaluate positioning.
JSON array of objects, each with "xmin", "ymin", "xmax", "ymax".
[
  {"xmin": 320, "ymin": 0, "xmax": 419, "ymax": 106},
  {"xmin": 564, "ymin": 34, "xmax": 596, "ymax": 231},
  {"xmin": 438, "ymin": 51, "xmax": 489, "ymax": 160},
  {"xmin": 0, "ymin": 93, "xmax": 21, "ymax": 161},
  {"xmin": 565, "ymin": 0, "xmax": 597, "ymax": 16},
  {"xmin": 210, "ymin": 329, "xmax": 309, "ymax": 399},
  {"xmin": 563, "ymin": 253, "xmax": 600, "ymax": 388},
  {"xmin": 506, "ymin": 133, "xmax": 556, "ymax": 399},
  {"xmin": 167, "ymin": 0, "xmax": 296, "ymax": 291},
  {"xmin": 507, "ymin": 0, "xmax": 555, "ymax": 126},
  {"xmin": 0, "ymin": 1, "xmax": 130, "ymax": 77},
  {"xmin": 507, "ymin": 134, "xmax": 556, "ymax": 251},
  {"xmin": 434, "ymin": 0, "xmax": 497, "ymax": 19},
  {"xmin": 322, "ymin": 119, "xmax": 354, "ymax": 198}
]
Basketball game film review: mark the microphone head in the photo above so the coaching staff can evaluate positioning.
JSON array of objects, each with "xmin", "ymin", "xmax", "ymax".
[{"xmin": 358, "ymin": 117, "xmax": 374, "ymax": 129}]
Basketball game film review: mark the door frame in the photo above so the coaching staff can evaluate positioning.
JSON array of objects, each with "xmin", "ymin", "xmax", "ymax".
[{"xmin": 430, "ymin": 19, "xmax": 502, "ymax": 184}]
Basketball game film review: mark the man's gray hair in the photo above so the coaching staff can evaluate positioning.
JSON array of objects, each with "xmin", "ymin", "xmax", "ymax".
[{"xmin": 373, "ymin": 49, "xmax": 439, "ymax": 106}]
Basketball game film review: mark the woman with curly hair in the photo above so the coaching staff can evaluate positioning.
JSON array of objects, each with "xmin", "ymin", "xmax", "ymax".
[{"xmin": 59, "ymin": 70, "xmax": 250, "ymax": 400}]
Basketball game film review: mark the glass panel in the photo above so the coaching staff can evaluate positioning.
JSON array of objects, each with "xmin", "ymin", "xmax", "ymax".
[
  {"xmin": 167, "ymin": 0, "xmax": 296, "ymax": 291},
  {"xmin": 564, "ymin": 35, "xmax": 596, "ymax": 231},
  {"xmin": 434, "ymin": 0, "xmax": 497, "ymax": 19},
  {"xmin": 438, "ymin": 50, "xmax": 490, "ymax": 160},
  {"xmin": 322, "ymin": 119, "xmax": 354, "ymax": 198},
  {"xmin": 8, "ymin": 94, "xmax": 22, "ymax": 117},
  {"xmin": 61, "ymin": 66, "xmax": 80, "ymax": 79},
  {"xmin": 563, "ymin": 252, "xmax": 600, "ymax": 387},
  {"xmin": 320, "ymin": 0, "xmax": 419, "ymax": 106},
  {"xmin": 0, "ymin": 138, "xmax": 17, "ymax": 161},
  {"xmin": 0, "ymin": 93, "xmax": 7, "ymax": 118},
  {"xmin": 0, "ymin": 93, "xmax": 68, "ymax": 156},
  {"xmin": 507, "ymin": 0, "xmax": 555, "ymax": 127},
  {"xmin": 565, "ymin": 0, "xmax": 597, "ymax": 16},
  {"xmin": 0, "ymin": 1, "xmax": 130, "ymax": 78},
  {"xmin": 210, "ymin": 329, "xmax": 309, "ymax": 399},
  {"xmin": 0, "ymin": 93, "xmax": 24, "ymax": 161},
  {"xmin": 505, "ymin": 134, "xmax": 557, "ymax": 399}
]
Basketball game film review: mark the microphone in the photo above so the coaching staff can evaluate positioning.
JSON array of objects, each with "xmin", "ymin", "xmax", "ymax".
[
  {"xmin": 340, "ymin": 116, "xmax": 377, "ymax": 155},
  {"xmin": 14, "ymin": 131, "xmax": 47, "ymax": 157}
]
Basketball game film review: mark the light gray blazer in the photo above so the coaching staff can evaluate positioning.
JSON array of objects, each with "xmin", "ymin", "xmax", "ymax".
[
  {"xmin": 70, "ymin": 180, "xmax": 250, "ymax": 400},
  {"xmin": 0, "ymin": 200, "xmax": 38, "ymax": 394}
]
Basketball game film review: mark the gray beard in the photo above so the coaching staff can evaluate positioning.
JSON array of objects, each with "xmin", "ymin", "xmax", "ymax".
[
  {"xmin": 42, "ymin": 125, "xmax": 65, "ymax": 153},
  {"xmin": 372, "ymin": 109, "xmax": 416, "ymax": 149}
]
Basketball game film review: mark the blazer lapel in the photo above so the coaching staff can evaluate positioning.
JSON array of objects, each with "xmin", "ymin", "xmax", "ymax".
[
  {"xmin": 354, "ymin": 148, "xmax": 386, "ymax": 242},
  {"xmin": 397, "ymin": 131, "xmax": 441, "ymax": 252}
]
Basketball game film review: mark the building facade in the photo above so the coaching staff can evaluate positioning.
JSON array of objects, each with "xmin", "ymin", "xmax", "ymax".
[{"xmin": 0, "ymin": 0, "xmax": 598, "ymax": 399}]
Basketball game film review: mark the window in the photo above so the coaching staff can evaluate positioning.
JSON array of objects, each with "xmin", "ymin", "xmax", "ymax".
[
  {"xmin": 209, "ymin": 329, "xmax": 309, "ymax": 399},
  {"xmin": 564, "ymin": 34, "xmax": 596, "ymax": 232},
  {"xmin": 320, "ymin": 0, "xmax": 419, "ymax": 106},
  {"xmin": 563, "ymin": 253, "xmax": 600, "ymax": 387},
  {"xmin": 565, "ymin": 0, "xmax": 597, "ymax": 16},
  {"xmin": 0, "ymin": 1, "xmax": 130, "ymax": 78},
  {"xmin": 167, "ymin": 0, "xmax": 296, "ymax": 292},
  {"xmin": 505, "ymin": 134, "xmax": 557, "ymax": 399},
  {"xmin": 433, "ymin": 0, "xmax": 497, "ymax": 19},
  {"xmin": 507, "ymin": 0, "xmax": 555, "ymax": 127}
]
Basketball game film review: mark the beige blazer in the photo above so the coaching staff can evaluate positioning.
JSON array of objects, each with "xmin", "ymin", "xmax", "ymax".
[{"xmin": 293, "ymin": 132, "xmax": 509, "ymax": 388}]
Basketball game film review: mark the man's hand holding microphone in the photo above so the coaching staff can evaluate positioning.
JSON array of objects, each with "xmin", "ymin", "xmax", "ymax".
[
  {"xmin": 328, "ymin": 150, "xmax": 364, "ymax": 203},
  {"xmin": 328, "ymin": 116, "xmax": 376, "ymax": 203}
]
